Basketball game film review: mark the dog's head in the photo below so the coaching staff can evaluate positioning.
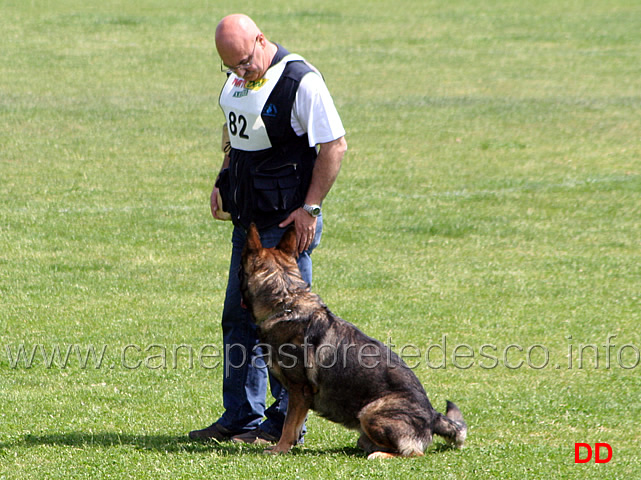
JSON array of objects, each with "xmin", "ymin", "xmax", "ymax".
[{"xmin": 240, "ymin": 223, "xmax": 308, "ymax": 324}]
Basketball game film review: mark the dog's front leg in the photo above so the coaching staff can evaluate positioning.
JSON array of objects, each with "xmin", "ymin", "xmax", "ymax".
[{"xmin": 265, "ymin": 384, "xmax": 310, "ymax": 454}]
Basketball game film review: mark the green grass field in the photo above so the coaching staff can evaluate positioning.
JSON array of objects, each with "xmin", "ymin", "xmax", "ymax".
[{"xmin": 1, "ymin": 0, "xmax": 640, "ymax": 478}]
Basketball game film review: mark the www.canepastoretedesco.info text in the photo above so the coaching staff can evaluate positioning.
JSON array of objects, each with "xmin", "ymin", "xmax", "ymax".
[{"xmin": 3, "ymin": 335, "xmax": 639, "ymax": 372}]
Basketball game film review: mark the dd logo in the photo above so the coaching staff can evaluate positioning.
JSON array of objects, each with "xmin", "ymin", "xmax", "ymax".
[{"xmin": 574, "ymin": 443, "xmax": 613, "ymax": 464}]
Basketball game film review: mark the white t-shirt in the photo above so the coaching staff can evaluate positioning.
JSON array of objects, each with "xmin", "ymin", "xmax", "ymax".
[{"xmin": 292, "ymin": 72, "xmax": 346, "ymax": 147}]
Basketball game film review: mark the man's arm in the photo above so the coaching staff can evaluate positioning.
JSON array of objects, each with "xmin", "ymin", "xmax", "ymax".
[
  {"xmin": 210, "ymin": 153, "xmax": 230, "ymax": 220},
  {"xmin": 279, "ymin": 136, "xmax": 347, "ymax": 253},
  {"xmin": 211, "ymin": 124, "xmax": 231, "ymax": 220}
]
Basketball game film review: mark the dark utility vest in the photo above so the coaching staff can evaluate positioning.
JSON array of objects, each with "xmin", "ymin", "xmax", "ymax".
[{"xmin": 217, "ymin": 51, "xmax": 318, "ymax": 230}]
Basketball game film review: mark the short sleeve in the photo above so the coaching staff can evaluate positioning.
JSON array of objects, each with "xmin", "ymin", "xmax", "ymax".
[{"xmin": 291, "ymin": 72, "xmax": 346, "ymax": 147}]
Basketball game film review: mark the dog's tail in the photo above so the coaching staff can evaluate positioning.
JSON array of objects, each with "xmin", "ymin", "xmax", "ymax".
[{"xmin": 432, "ymin": 400, "xmax": 467, "ymax": 448}]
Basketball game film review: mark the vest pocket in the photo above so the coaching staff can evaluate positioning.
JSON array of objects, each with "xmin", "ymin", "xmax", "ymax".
[{"xmin": 252, "ymin": 166, "xmax": 300, "ymax": 213}]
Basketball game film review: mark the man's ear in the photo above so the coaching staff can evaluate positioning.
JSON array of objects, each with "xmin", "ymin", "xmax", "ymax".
[{"xmin": 276, "ymin": 225, "xmax": 298, "ymax": 258}]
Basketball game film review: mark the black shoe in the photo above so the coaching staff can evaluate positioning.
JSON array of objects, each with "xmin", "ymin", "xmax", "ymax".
[{"xmin": 188, "ymin": 423, "xmax": 235, "ymax": 442}]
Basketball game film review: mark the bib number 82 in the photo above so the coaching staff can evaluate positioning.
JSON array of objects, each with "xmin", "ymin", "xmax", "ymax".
[{"xmin": 228, "ymin": 112, "xmax": 249, "ymax": 140}]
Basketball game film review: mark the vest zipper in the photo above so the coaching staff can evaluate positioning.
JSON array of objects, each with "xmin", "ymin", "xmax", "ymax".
[{"xmin": 255, "ymin": 162, "xmax": 298, "ymax": 173}]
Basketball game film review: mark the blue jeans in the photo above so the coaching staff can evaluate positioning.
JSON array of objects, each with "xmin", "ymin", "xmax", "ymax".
[{"xmin": 216, "ymin": 217, "xmax": 322, "ymax": 439}]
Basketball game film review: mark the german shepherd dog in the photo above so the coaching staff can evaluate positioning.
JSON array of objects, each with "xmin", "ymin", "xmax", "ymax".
[{"xmin": 240, "ymin": 224, "xmax": 467, "ymax": 459}]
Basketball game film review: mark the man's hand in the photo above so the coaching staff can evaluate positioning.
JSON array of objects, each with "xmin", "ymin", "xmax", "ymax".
[
  {"xmin": 279, "ymin": 208, "xmax": 317, "ymax": 254},
  {"xmin": 210, "ymin": 185, "xmax": 230, "ymax": 221},
  {"xmin": 276, "ymin": 137, "xmax": 345, "ymax": 253}
]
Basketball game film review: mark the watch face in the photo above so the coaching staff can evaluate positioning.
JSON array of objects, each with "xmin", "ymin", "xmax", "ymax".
[{"xmin": 304, "ymin": 204, "xmax": 321, "ymax": 217}]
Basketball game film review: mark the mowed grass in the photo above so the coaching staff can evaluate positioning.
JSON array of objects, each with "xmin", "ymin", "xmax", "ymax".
[{"xmin": 1, "ymin": 0, "xmax": 640, "ymax": 478}]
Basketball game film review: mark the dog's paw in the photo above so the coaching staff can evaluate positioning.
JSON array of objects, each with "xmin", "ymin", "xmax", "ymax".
[
  {"xmin": 367, "ymin": 451, "xmax": 398, "ymax": 460},
  {"xmin": 263, "ymin": 444, "xmax": 291, "ymax": 455}
]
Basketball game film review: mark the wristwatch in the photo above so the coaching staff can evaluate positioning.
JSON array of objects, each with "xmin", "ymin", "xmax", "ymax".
[{"xmin": 302, "ymin": 203, "xmax": 322, "ymax": 218}]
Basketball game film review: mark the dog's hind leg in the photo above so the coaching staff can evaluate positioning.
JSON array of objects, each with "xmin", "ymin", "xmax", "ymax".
[
  {"xmin": 357, "ymin": 432, "xmax": 403, "ymax": 460},
  {"xmin": 432, "ymin": 401, "xmax": 467, "ymax": 448},
  {"xmin": 357, "ymin": 432, "xmax": 390, "ymax": 455},
  {"xmin": 358, "ymin": 397, "xmax": 429, "ymax": 459},
  {"xmin": 265, "ymin": 383, "xmax": 311, "ymax": 455}
]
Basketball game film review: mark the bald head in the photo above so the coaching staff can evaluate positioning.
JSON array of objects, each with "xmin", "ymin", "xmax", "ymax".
[
  {"xmin": 216, "ymin": 14, "xmax": 260, "ymax": 56},
  {"xmin": 215, "ymin": 14, "xmax": 276, "ymax": 80}
]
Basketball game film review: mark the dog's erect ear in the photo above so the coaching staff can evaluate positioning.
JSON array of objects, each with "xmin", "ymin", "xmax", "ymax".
[
  {"xmin": 245, "ymin": 223, "xmax": 262, "ymax": 253},
  {"xmin": 276, "ymin": 225, "xmax": 298, "ymax": 258}
]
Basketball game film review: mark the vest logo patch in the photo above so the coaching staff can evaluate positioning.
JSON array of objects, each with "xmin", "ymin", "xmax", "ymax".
[
  {"xmin": 230, "ymin": 78, "xmax": 268, "ymax": 98},
  {"xmin": 245, "ymin": 79, "xmax": 268, "ymax": 90},
  {"xmin": 264, "ymin": 103, "xmax": 278, "ymax": 117}
]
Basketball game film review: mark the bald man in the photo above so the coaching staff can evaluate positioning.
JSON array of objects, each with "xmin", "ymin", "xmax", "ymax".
[{"xmin": 189, "ymin": 14, "xmax": 347, "ymax": 445}]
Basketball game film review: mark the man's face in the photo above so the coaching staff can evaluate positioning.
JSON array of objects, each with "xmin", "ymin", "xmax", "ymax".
[{"xmin": 221, "ymin": 35, "xmax": 264, "ymax": 81}]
